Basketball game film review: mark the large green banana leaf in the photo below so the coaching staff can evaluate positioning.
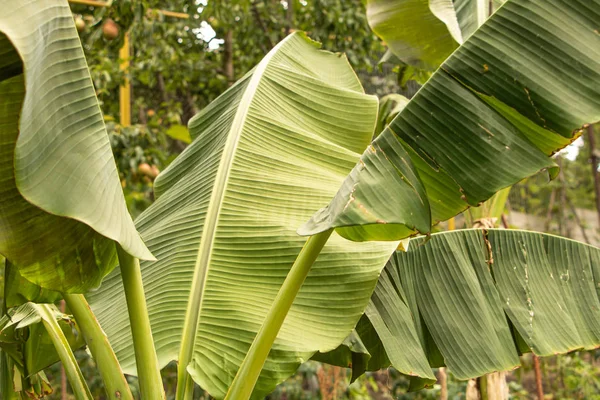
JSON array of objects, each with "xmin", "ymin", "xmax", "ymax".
[
  {"xmin": 89, "ymin": 32, "xmax": 399, "ymax": 399},
  {"xmin": 0, "ymin": 0, "xmax": 152, "ymax": 293},
  {"xmin": 301, "ymin": 0, "xmax": 600, "ymax": 241},
  {"xmin": 345, "ymin": 229, "xmax": 600, "ymax": 388}
]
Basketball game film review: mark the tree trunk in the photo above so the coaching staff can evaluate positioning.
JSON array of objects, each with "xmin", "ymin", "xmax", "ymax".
[
  {"xmin": 533, "ymin": 355, "xmax": 544, "ymax": 400},
  {"xmin": 251, "ymin": 2, "xmax": 273, "ymax": 51},
  {"xmin": 545, "ymin": 189, "xmax": 556, "ymax": 231},
  {"xmin": 286, "ymin": 0, "xmax": 294, "ymax": 36},
  {"xmin": 157, "ymin": 72, "xmax": 169, "ymax": 104},
  {"xmin": 224, "ymin": 30, "xmax": 234, "ymax": 86},
  {"xmin": 438, "ymin": 368, "xmax": 448, "ymax": 400},
  {"xmin": 466, "ymin": 379, "xmax": 480, "ymax": 400},
  {"xmin": 501, "ymin": 213, "xmax": 509, "ymax": 229},
  {"xmin": 557, "ymin": 157, "xmax": 567, "ymax": 237},
  {"xmin": 138, "ymin": 104, "xmax": 147, "ymax": 125},
  {"xmin": 484, "ymin": 372, "xmax": 509, "ymax": 400},
  {"xmin": 180, "ymin": 89, "xmax": 197, "ymax": 127},
  {"xmin": 567, "ymin": 195, "xmax": 590, "ymax": 244},
  {"xmin": 587, "ymin": 124, "xmax": 600, "ymax": 228}
]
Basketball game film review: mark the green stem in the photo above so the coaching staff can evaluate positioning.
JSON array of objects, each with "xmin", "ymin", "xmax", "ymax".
[
  {"xmin": 0, "ymin": 352, "xmax": 17, "ymax": 400},
  {"xmin": 2, "ymin": 259, "xmax": 6, "ymax": 315},
  {"xmin": 116, "ymin": 246, "xmax": 165, "ymax": 400},
  {"xmin": 479, "ymin": 375, "xmax": 489, "ymax": 400},
  {"xmin": 37, "ymin": 303, "xmax": 92, "ymax": 400},
  {"xmin": 224, "ymin": 229, "xmax": 333, "ymax": 400},
  {"xmin": 1, "ymin": 259, "xmax": 17, "ymax": 400},
  {"xmin": 63, "ymin": 293, "xmax": 134, "ymax": 400}
]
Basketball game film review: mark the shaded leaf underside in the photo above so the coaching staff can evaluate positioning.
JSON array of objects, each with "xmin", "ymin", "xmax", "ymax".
[
  {"xmin": 367, "ymin": 0, "xmax": 460, "ymax": 69},
  {"xmin": 326, "ymin": 229, "xmax": 600, "ymax": 387},
  {"xmin": 89, "ymin": 33, "xmax": 399, "ymax": 399},
  {"xmin": 0, "ymin": 0, "xmax": 150, "ymax": 293}
]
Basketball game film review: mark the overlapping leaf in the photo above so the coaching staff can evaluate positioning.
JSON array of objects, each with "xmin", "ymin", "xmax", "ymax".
[
  {"xmin": 301, "ymin": 0, "xmax": 600, "ymax": 241},
  {"xmin": 89, "ymin": 32, "xmax": 398, "ymax": 399},
  {"xmin": 371, "ymin": 0, "xmax": 507, "ymax": 70},
  {"xmin": 0, "ymin": 0, "xmax": 152, "ymax": 292},
  {"xmin": 2, "ymin": 260, "xmax": 61, "ymax": 309},
  {"xmin": 354, "ymin": 229, "xmax": 600, "ymax": 385},
  {"xmin": 453, "ymin": 0, "xmax": 506, "ymax": 40},
  {"xmin": 367, "ymin": 0, "xmax": 461, "ymax": 69},
  {"xmin": 375, "ymin": 94, "xmax": 409, "ymax": 137}
]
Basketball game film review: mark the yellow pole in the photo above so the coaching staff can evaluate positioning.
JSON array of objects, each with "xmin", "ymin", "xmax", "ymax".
[
  {"xmin": 448, "ymin": 217, "xmax": 455, "ymax": 231},
  {"xmin": 67, "ymin": 0, "xmax": 188, "ymax": 127},
  {"xmin": 68, "ymin": 0, "xmax": 112, "ymax": 6},
  {"xmin": 119, "ymin": 32, "xmax": 131, "ymax": 127},
  {"xmin": 67, "ymin": 0, "xmax": 189, "ymax": 18},
  {"xmin": 157, "ymin": 10, "xmax": 189, "ymax": 19}
]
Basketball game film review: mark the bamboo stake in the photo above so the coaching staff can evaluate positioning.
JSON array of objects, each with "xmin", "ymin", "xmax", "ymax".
[
  {"xmin": 157, "ymin": 10, "xmax": 189, "ymax": 19},
  {"xmin": 68, "ymin": 0, "xmax": 188, "ymax": 126},
  {"xmin": 119, "ymin": 32, "xmax": 131, "ymax": 127},
  {"xmin": 68, "ymin": 0, "xmax": 112, "ymax": 7},
  {"xmin": 68, "ymin": 0, "xmax": 189, "ymax": 19},
  {"xmin": 447, "ymin": 217, "xmax": 455, "ymax": 231}
]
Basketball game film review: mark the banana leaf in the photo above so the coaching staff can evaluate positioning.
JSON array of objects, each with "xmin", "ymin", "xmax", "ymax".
[
  {"xmin": 355, "ymin": 229, "xmax": 600, "ymax": 387},
  {"xmin": 0, "ymin": 0, "xmax": 152, "ymax": 293},
  {"xmin": 89, "ymin": 32, "xmax": 399, "ymax": 399},
  {"xmin": 301, "ymin": 0, "xmax": 600, "ymax": 241}
]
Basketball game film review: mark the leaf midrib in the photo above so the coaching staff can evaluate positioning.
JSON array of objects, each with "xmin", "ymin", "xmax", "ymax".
[{"xmin": 176, "ymin": 34, "xmax": 297, "ymax": 372}]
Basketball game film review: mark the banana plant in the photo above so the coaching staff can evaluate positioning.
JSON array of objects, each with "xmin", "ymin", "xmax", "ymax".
[
  {"xmin": 84, "ymin": 1, "xmax": 600, "ymax": 400},
  {"xmin": 2, "ymin": 0, "xmax": 599, "ymax": 399},
  {"xmin": 0, "ymin": 0, "xmax": 160, "ymax": 398}
]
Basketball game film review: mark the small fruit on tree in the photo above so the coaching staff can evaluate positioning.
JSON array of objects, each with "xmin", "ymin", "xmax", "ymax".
[
  {"xmin": 150, "ymin": 165, "xmax": 160, "ymax": 179},
  {"xmin": 102, "ymin": 18, "xmax": 119, "ymax": 40},
  {"xmin": 74, "ymin": 15, "xmax": 86, "ymax": 33},
  {"xmin": 137, "ymin": 163, "xmax": 153, "ymax": 177}
]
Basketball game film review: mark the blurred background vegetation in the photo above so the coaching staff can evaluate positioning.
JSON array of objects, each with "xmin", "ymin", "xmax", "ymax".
[{"xmin": 2, "ymin": 0, "xmax": 599, "ymax": 398}]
